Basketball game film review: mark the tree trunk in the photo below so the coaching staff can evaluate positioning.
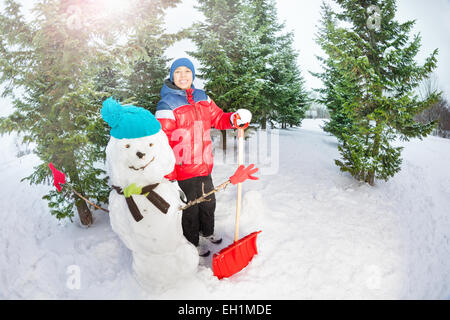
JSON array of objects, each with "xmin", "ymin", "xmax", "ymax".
[
  {"xmin": 366, "ymin": 171, "xmax": 374, "ymax": 186},
  {"xmin": 75, "ymin": 198, "xmax": 93, "ymax": 226},
  {"xmin": 368, "ymin": 131, "xmax": 382, "ymax": 186},
  {"xmin": 358, "ymin": 170, "xmax": 365, "ymax": 182},
  {"xmin": 69, "ymin": 156, "xmax": 93, "ymax": 226},
  {"xmin": 261, "ymin": 115, "xmax": 267, "ymax": 130}
]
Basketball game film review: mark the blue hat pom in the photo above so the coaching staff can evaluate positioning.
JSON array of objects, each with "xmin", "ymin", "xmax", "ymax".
[
  {"xmin": 101, "ymin": 97, "xmax": 123, "ymax": 129},
  {"xmin": 101, "ymin": 97, "xmax": 161, "ymax": 140}
]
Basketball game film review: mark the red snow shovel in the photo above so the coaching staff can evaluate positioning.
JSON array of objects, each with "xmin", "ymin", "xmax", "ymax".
[{"xmin": 212, "ymin": 117, "xmax": 262, "ymax": 280}]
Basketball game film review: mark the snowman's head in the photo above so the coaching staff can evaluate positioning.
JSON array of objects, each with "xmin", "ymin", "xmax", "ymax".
[
  {"xmin": 106, "ymin": 132, "xmax": 175, "ymax": 186},
  {"xmin": 102, "ymin": 97, "xmax": 175, "ymax": 187}
]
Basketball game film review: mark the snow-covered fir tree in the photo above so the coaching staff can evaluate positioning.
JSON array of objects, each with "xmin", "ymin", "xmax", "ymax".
[
  {"xmin": 0, "ymin": 0, "xmax": 179, "ymax": 225},
  {"xmin": 189, "ymin": 0, "xmax": 261, "ymax": 148},
  {"xmin": 191, "ymin": 0, "xmax": 308, "ymax": 133},
  {"xmin": 122, "ymin": 0, "xmax": 181, "ymax": 113},
  {"xmin": 313, "ymin": 0, "xmax": 440, "ymax": 186},
  {"xmin": 269, "ymin": 31, "xmax": 308, "ymax": 129},
  {"xmin": 248, "ymin": 0, "xmax": 308, "ymax": 129}
]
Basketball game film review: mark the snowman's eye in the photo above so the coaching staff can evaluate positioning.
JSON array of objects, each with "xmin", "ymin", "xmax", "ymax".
[
  {"xmin": 125, "ymin": 144, "xmax": 130, "ymax": 149},
  {"xmin": 149, "ymin": 143, "xmax": 154, "ymax": 147}
]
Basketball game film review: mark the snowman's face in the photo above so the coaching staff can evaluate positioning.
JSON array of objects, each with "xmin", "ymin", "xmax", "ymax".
[{"xmin": 106, "ymin": 131, "xmax": 175, "ymax": 187}]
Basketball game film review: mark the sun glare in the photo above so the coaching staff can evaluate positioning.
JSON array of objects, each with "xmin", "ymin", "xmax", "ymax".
[{"xmin": 101, "ymin": 0, "xmax": 132, "ymax": 15}]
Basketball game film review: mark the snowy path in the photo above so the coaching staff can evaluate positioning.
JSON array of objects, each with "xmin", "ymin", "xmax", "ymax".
[
  {"xmin": 209, "ymin": 124, "xmax": 408, "ymax": 299},
  {"xmin": 1, "ymin": 120, "xmax": 449, "ymax": 299}
]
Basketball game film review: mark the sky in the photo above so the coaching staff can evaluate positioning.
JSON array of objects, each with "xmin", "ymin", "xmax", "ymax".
[{"xmin": 1, "ymin": 0, "xmax": 449, "ymax": 106}]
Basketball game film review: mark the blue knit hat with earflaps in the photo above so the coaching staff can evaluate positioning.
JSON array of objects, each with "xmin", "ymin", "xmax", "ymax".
[{"xmin": 101, "ymin": 97, "xmax": 161, "ymax": 139}]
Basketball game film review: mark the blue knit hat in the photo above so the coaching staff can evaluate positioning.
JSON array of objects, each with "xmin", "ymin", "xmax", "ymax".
[
  {"xmin": 101, "ymin": 97, "xmax": 161, "ymax": 140},
  {"xmin": 170, "ymin": 57, "xmax": 195, "ymax": 82}
]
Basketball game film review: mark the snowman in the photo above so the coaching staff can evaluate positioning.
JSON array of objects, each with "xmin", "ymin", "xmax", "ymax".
[{"xmin": 101, "ymin": 97, "xmax": 199, "ymax": 288}]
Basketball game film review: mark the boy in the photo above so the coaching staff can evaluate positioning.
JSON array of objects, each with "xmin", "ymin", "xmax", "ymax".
[{"xmin": 156, "ymin": 58, "xmax": 251, "ymax": 256}]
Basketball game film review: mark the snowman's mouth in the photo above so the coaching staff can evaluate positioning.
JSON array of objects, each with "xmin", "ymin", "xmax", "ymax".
[{"xmin": 129, "ymin": 157, "xmax": 155, "ymax": 171}]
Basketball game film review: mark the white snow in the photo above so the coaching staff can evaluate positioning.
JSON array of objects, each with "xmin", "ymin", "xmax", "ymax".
[{"xmin": 1, "ymin": 119, "xmax": 450, "ymax": 299}]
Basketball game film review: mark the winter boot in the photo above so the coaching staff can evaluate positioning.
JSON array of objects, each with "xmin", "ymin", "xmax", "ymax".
[
  {"xmin": 201, "ymin": 233, "xmax": 222, "ymax": 245},
  {"xmin": 197, "ymin": 245, "xmax": 211, "ymax": 257}
]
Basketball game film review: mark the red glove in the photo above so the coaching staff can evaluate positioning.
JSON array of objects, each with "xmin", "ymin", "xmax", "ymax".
[
  {"xmin": 229, "ymin": 164, "xmax": 259, "ymax": 185},
  {"xmin": 49, "ymin": 163, "xmax": 66, "ymax": 192}
]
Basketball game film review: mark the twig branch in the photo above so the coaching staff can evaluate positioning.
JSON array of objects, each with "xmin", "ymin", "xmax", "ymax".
[
  {"xmin": 65, "ymin": 179, "xmax": 232, "ymax": 214},
  {"xmin": 180, "ymin": 180, "xmax": 231, "ymax": 211},
  {"xmin": 65, "ymin": 182, "xmax": 110, "ymax": 213}
]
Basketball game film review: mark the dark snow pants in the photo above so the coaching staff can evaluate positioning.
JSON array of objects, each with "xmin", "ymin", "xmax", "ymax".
[{"xmin": 177, "ymin": 175, "xmax": 216, "ymax": 247}]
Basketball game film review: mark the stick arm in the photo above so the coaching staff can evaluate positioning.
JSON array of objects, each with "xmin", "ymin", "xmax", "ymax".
[{"xmin": 180, "ymin": 180, "xmax": 231, "ymax": 211}]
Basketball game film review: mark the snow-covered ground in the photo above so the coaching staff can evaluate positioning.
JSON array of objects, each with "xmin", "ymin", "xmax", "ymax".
[{"xmin": 1, "ymin": 119, "xmax": 450, "ymax": 299}]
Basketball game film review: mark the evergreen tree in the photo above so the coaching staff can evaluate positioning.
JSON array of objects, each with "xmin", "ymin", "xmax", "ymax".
[
  {"xmin": 190, "ymin": 0, "xmax": 261, "ymax": 148},
  {"xmin": 0, "ymin": 0, "xmax": 179, "ymax": 225},
  {"xmin": 247, "ymin": 0, "xmax": 308, "ymax": 129},
  {"xmin": 122, "ymin": 0, "xmax": 181, "ymax": 113},
  {"xmin": 269, "ymin": 31, "xmax": 308, "ymax": 128},
  {"xmin": 191, "ymin": 0, "xmax": 308, "ymax": 133},
  {"xmin": 312, "ymin": 4, "xmax": 362, "ymax": 140},
  {"xmin": 0, "ymin": 0, "xmax": 109, "ymax": 225},
  {"xmin": 314, "ymin": 0, "xmax": 439, "ymax": 185},
  {"xmin": 248, "ymin": 0, "xmax": 280, "ymax": 129}
]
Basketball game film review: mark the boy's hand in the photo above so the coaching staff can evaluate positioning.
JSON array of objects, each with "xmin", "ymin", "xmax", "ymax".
[{"xmin": 231, "ymin": 109, "xmax": 252, "ymax": 126}]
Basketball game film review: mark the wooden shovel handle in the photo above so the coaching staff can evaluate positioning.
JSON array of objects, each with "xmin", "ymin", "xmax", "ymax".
[{"xmin": 234, "ymin": 126, "xmax": 245, "ymax": 242}]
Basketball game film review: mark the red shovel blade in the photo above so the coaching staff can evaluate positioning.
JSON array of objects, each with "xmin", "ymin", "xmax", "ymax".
[{"xmin": 212, "ymin": 231, "xmax": 262, "ymax": 279}]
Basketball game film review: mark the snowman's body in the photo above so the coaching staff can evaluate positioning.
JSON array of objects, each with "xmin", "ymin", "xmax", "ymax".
[
  {"xmin": 108, "ymin": 179, "xmax": 198, "ymax": 287},
  {"xmin": 109, "ymin": 181, "xmax": 185, "ymax": 254},
  {"xmin": 102, "ymin": 100, "xmax": 199, "ymax": 288}
]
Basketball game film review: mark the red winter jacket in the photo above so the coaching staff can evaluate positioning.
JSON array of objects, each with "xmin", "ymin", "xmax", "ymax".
[{"xmin": 156, "ymin": 80, "xmax": 234, "ymax": 181}]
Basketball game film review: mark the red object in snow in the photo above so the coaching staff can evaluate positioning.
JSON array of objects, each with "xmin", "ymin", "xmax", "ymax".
[
  {"xmin": 229, "ymin": 164, "xmax": 259, "ymax": 185},
  {"xmin": 49, "ymin": 163, "xmax": 66, "ymax": 192},
  {"xmin": 212, "ymin": 231, "xmax": 262, "ymax": 280}
]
